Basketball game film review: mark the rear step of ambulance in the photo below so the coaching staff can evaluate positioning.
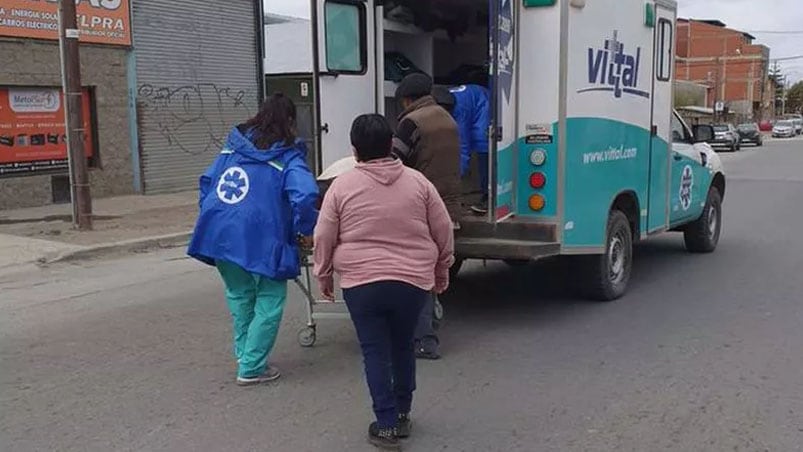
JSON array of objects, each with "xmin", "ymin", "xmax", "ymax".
[{"xmin": 455, "ymin": 217, "xmax": 561, "ymax": 260}]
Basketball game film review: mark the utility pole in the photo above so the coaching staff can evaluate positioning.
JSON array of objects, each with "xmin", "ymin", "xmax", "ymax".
[
  {"xmin": 713, "ymin": 56, "xmax": 721, "ymax": 122},
  {"xmin": 58, "ymin": 0, "xmax": 92, "ymax": 230}
]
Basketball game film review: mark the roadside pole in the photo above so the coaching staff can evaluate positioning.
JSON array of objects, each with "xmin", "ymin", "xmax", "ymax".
[{"xmin": 58, "ymin": 0, "xmax": 93, "ymax": 230}]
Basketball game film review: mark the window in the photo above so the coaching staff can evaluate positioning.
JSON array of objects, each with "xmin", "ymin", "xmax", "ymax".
[
  {"xmin": 324, "ymin": 1, "xmax": 366, "ymax": 73},
  {"xmin": 671, "ymin": 113, "xmax": 691, "ymax": 143},
  {"xmin": 656, "ymin": 19, "xmax": 673, "ymax": 82}
]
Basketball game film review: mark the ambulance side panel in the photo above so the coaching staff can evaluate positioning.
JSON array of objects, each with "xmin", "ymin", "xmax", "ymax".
[
  {"xmin": 514, "ymin": 1, "xmax": 562, "ymax": 222},
  {"xmin": 562, "ymin": 0, "xmax": 657, "ymax": 251}
]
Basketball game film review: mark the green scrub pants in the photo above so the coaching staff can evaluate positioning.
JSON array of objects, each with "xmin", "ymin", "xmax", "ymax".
[{"xmin": 216, "ymin": 260, "xmax": 287, "ymax": 378}]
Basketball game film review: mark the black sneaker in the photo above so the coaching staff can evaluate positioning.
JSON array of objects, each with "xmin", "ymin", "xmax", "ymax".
[
  {"xmin": 368, "ymin": 422, "xmax": 400, "ymax": 450},
  {"xmin": 470, "ymin": 197, "xmax": 489, "ymax": 215},
  {"xmin": 397, "ymin": 413, "xmax": 412, "ymax": 438},
  {"xmin": 415, "ymin": 337, "xmax": 441, "ymax": 360}
]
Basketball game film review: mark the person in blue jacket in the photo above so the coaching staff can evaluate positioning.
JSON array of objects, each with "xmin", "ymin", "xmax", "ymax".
[
  {"xmin": 188, "ymin": 93, "xmax": 319, "ymax": 386},
  {"xmin": 432, "ymin": 83, "xmax": 491, "ymax": 215}
]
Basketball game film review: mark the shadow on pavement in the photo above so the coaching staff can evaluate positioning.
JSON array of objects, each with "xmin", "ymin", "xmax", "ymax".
[{"xmin": 441, "ymin": 235, "xmax": 692, "ymax": 320}]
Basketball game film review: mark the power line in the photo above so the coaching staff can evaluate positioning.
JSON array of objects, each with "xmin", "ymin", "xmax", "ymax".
[
  {"xmin": 772, "ymin": 55, "xmax": 803, "ymax": 62},
  {"xmin": 744, "ymin": 30, "xmax": 803, "ymax": 35}
]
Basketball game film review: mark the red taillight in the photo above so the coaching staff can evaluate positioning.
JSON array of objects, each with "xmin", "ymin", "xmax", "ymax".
[{"xmin": 529, "ymin": 172, "xmax": 546, "ymax": 189}]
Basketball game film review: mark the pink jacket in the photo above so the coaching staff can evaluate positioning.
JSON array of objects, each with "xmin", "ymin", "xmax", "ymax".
[{"xmin": 313, "ymin": 158, "xmax": 455, "ymax": 292}]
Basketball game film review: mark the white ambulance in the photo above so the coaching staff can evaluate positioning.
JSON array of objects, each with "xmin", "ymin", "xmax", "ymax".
[{"xmin": 298, "ymin": 0, "xmax": 725, "ymax": 300}]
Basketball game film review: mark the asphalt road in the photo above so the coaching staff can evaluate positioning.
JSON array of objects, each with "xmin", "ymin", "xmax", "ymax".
[{"xmin": 2, "ymin": 136, "xmax": 802, "ymax": 452}]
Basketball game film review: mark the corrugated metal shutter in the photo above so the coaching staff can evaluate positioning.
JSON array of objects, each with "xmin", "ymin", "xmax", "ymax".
[{"xmin": 133, "ymin": 0, "xmax": 259, "ymax": 193}]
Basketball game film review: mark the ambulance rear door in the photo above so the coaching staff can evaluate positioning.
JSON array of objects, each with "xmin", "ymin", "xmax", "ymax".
[{"xmin": 311, "ymin": 0, "xmax": 378, "ymax": 173}]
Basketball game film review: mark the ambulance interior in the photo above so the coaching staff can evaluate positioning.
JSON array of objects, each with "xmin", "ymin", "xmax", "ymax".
[
  {"xmin": 382, "ymin": 0, "xmax": 492, "ymax": 202},
  {"xmin": 382, "ymin": 0, "xmax": 490, "ymax": 125}
]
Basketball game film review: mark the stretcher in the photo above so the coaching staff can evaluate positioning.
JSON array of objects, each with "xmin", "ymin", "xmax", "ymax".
[
  {"xmin": 293, "ymin": 251, "xmax": 445, "ymax": 347},
  {"xmin": 293, "ymin": 156, "xmax": 445, "ymax": 347},
  {"xmin": 292, "ymin": 252, "xmax": 350, "ymax": 347}
]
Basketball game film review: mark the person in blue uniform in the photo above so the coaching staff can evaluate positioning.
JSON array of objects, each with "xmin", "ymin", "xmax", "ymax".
[
  {"xmin": 188, "ymin": 93, "xmax": 319, "ymax": 386},
  {"xmin": 432, "ymin": 83, "xmax": 491, "ymax": 215}
]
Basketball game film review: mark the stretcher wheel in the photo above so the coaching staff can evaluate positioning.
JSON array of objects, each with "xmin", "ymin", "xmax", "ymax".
[
  {"xmin": 433, "ymin": 297, "xmax": 444, "ymax": 321},
  {"xmin": 298, "ymin": 326, "xmax": 317, "ymax": 347}
]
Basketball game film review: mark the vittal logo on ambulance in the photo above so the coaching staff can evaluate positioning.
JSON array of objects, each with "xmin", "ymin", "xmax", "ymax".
[{"xmin": 578, "ymin": 31, "xmax": 649, "ymax": 99}]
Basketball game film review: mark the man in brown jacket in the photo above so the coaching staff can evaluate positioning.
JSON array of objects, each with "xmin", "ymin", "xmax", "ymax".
[
  {"xmin": 392, "ymin": 73, "xmax": 461, "ymax": 360},
  {"xmin": 392, "ymin": 73, "xmax": 462, "ymax": 224}
]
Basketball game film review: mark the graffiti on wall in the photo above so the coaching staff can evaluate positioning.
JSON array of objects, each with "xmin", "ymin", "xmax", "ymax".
[{"xmin": 137, "ymin": 83, "xmax": 253, "ymax": 155}]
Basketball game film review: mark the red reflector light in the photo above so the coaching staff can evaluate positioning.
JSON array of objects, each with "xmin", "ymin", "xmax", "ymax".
[{"xmin": 529, "ymin": 172, "xmax": 546, "ymax": 189}]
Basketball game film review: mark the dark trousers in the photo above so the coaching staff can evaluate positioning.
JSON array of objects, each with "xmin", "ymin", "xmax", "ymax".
[
  {"xmin": 344, "ymin": 281, "xmax": 429, "ymax": 429},
  {"xmin": 477, "ymin": 151, "xmax": 489, "ymax": 197},
  {"xmin": 414, "ymin": 293, "xmax": 438, "ymax": 349}
]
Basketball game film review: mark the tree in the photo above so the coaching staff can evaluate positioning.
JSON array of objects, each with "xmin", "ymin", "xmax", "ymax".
[
  {"xmin": 786, "ymin": 81, "xmax": 803, "ymax": 114},
  {"xmin": 769, "ymin": 62, "xmax": 786, "ymax": 112}
]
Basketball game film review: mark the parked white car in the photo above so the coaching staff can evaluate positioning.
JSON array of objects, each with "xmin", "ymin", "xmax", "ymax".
[
  {"xmin": 773, "ymin": 120, "xmax": 796, "ymax": 138},
  {"xmin": 782, "ymin": 115, "xmax": 803, "ymax": 135}
]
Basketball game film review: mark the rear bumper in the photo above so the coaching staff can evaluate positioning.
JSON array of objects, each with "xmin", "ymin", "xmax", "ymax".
[
  {"xmin": 710, "ymin": 140, "xmax": 735, "ymax": 147},
  {"xmin": 454, "ymin": 216, "xmax": 560, "ymax": 260},
  {"xmin": 455, "ymin": 237, "xmax": 560, "ymax": 260}
]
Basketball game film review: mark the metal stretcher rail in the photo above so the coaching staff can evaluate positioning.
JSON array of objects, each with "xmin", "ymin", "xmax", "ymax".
[{"xmin": 292, "ymin": 253, "xmax": 350, "ymax": 347}]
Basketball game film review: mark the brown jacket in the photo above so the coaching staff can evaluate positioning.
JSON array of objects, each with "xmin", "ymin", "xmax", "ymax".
[{"xmin": 392, "ymin": 96, "xmax": 462, "ymax": 221}]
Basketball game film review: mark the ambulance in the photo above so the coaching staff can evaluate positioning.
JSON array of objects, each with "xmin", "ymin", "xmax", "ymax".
[{"xmin": 290, "ymin": 0, "xmax": 726, "ymax": 300}]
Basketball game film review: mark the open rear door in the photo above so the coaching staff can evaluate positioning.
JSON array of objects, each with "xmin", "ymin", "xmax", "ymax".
[
  {"xmin": 648, "ymin": 3, "xmax": 675, "ymax": 232},
  {"xmin": 489, "ymin": 0, "xmax": 518, "ymax": 221},
  {"xmin": 311, "ymin": 0, "xmax": 377, "ymax": 173}
]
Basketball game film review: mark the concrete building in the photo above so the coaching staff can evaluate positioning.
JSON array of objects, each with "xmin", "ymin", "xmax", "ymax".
[
  {"xmin": 0, "ymin": 22, "xmax": 132, "ymax": 210},
  {"xmin": 265, "ymin": 14, "xmax": 312, "ymax": 74},
  {"xmin": 675, "ymin": 19, "xmax": 772, "ymax": 122},
  {"xmin": 0, "ymin": 1, "xmax": 262, "ymax": 210}
]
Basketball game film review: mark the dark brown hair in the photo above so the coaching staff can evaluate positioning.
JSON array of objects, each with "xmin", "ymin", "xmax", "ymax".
[
  {"xmin": 350, "ymin": 114, "xmax": 393, "ymax": 162},
  {"xmin": 244, "ymin": 93, "xmax": 297, "ymax": 149}
]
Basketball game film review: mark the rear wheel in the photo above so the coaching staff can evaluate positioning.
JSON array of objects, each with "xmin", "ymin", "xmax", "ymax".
[
  {"xmin": 579, "ymin": 210, "xmax": 633, "ymax": 301},
  {"xmin": 684, "ymin": 187, "xmax": 722, "ymax": 253},
  {"xmin": 504, "ymin": 259, "xmax": 530, "ymax": 267}
]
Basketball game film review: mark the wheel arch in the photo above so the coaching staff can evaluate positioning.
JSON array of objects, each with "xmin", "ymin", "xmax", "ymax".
[
  {"xmin": 609, "ymin": 190, "xmax": 640, "ymax": 241},
  {"xmin": 711, "ymin": 172, "xmax": 726, "ymax": 201}
]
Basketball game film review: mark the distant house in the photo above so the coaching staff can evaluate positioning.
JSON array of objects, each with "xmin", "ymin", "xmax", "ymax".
[
  {"xmin": 675, "ymin": 19, "xmax": 771, "ymax": 121},
  {"xmin": 264, "ymin": 14, "xmax": 312, "ymax": 74}
]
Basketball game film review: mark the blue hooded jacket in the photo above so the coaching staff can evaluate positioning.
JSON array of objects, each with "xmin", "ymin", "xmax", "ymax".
[
  {"xmin": 187, "ymin": 126, "xmax": 319, "ymax": 280},
  {"xmin": 450, "ymin": 84, "xmax": 490, "ymax": 176}
]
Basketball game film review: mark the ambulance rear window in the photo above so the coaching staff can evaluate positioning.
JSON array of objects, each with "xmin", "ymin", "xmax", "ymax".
[{"xmin": 324, "ymin": 1, "xmax": 366, "ymax": 74}]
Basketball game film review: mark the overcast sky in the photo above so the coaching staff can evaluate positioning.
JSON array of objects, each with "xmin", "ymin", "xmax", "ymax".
[{"xmin": 264, "ymin": 0, "xmax": 803, "ymax": 82}]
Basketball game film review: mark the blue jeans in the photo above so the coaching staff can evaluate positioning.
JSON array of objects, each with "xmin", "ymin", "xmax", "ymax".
[
  {"xmin": 344, "ymin": 281, "xmax": 429, "ymax": 429},
  {"xmin": 216, "ymin": 260, "xmax": 287, "ymax": 378}
]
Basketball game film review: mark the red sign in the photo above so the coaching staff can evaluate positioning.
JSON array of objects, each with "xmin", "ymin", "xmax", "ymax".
[
  {"xmin": 0, "ymin": 0, "xmax": 132, "ymax": 46},
  {"xmin": 0, "ymin": 87, "xmax": 94, "ymax": 177}
]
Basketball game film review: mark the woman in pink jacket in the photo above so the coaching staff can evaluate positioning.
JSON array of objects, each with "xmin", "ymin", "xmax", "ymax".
[{"xmin": 314, "ymin": 114, "xmax": 455, "ymax": 450}]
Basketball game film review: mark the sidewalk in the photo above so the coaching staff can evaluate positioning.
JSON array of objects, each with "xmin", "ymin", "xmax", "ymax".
[{"xmin": 0, "ymin": 192, "xmax": 197, "ymax": 270}]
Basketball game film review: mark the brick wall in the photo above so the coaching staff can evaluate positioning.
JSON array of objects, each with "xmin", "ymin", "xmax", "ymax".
[
  {"xmin": 0, "ymin": 38, "xmax": 134, "ymax": 210},
  {"xmin": 675, "ymin": 20, "xmax": 770, "ymax": 118}
]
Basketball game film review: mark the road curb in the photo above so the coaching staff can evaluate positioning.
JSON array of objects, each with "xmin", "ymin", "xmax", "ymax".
[{"xmin": 40, "ymin": 231, "xmax": 193, "ymax": 265}]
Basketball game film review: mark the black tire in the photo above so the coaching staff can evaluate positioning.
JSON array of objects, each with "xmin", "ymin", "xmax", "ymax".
[
  {"xmin": 684, "ymin": 187, "xmax": 722, "ymax": 253},
  {"xmin": 579, "ymin": 210, "xmax": 633, "ymax": 301},
  {"xmin": 504, "ymin": 259, "xmax": 530, "ymax": 267},
  {"xmin": 730, "ymin": 141, "xmax": 737, "ymax": 152}
]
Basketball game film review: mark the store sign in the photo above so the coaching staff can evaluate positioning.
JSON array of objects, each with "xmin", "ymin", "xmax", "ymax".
[
  {"xmin": 0, "ymin": 87, "xmax": 95, "ymax": 177},
  {"xmin": 0, "ymin": 0, "xmax": 131, "ymax": 46}
]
